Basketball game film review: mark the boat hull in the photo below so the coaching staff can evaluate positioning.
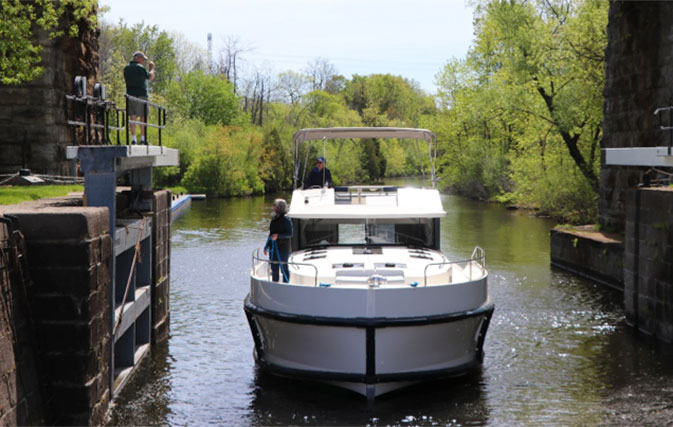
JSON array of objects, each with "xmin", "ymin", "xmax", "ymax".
[{"xmin": 244, "ymin": 291, "xmax": 493, "ymax": 398}]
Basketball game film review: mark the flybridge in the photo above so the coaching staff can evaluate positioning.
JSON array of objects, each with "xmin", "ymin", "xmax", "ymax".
[{"xmin": 288, "ymin": 186, "xmax": 446, "ymax": 219}]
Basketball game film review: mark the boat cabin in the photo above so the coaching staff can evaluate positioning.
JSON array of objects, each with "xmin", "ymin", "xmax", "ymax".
[{"xmin": 289, "ymin": 185, "xmax": 444, "ymax": 251}]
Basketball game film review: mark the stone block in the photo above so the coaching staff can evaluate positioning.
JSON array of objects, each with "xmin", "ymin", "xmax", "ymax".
[
  {"xmin": 3, "ymin": 371, "xmax": 17, "ymax": 408},
  {"xmin": 30, "ymin": 266, "xmax": 99, "ymax": 298},
  {"xmin": 36, "ymin": 313, "xmax": 107, "ymax": 354},
  {"xmin": 26, "ymin": 241, "xmax": 96, "ymax": 268},
  {"xmin": 656, "ymin": 321, "xmax": 673, "ymax": 344},
  {"xmin": 12, "ymin": 208, "xmax": 108, "ymax": 241},
  {"xmin": 44, "ymin": 345, "xmax": 107, "ymax": 384},
  {"xmin": 49, "ymin": 372, "xmax": 106, "ymax": 416},
  {"xmin": 31, "ymin": 294, "xmax": 88, "ymax": 322},
  {"xmin": 0, "ymin": 144, "xmax": 24, "ymax": 167},
  {"xmin": 0, "ymin": 334, "xmax": 15, "ymax": 376},
  {"xmin": 0, "ymin": 405, "xmax": 17, "ymax": 427}
]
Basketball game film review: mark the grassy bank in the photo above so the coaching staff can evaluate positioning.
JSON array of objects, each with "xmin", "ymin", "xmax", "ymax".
[{"xmin": 0, "ymin": 185, "xmax": 83, "ymax": 205}]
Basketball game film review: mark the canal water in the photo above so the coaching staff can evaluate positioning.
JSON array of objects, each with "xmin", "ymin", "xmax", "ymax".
[{"xmin": 108, "ymin": 190, "xmax": 673, "ymax": 426}]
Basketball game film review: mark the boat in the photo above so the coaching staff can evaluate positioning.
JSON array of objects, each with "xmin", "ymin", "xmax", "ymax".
[{"xmin": 244, "ymin": 127, "xmax": 494, "ymax": 398}]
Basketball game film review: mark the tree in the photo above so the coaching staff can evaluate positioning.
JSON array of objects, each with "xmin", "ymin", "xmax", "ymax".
[
  {"xmin": 213, "ymin": 35, "xmax": 250, "ymax": 93},
  {"xmin": 241, "ymin": 66, "xmax": 272, "ymax": 126},
  {"xmin": 276, "ymin": 70, "xmax": 309, "ymax": 105},
  {"xmin": 166, "ymin": 70, "xmax": 240, "ymax": 126},
  {"xmin": 470, "ymin": 0, "xmax": 606, "ymax": 193},
  {"xmin": 304, "ymin": 57, "xmax": 338, "ymax": 92},
  {"xmin": 99, "ymin": 20, "xmax": 179, "ymax": 102},
  {"xmin": 0, "ymin": 0, "xmax": 97, "ymax": 85},
  {"xmin": 434, "ymin": 0, "xmax": 607, "ymax": 220}
]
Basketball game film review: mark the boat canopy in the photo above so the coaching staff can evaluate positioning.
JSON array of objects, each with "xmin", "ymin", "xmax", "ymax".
[{"xmin": 292, "ymin": 127, "xmax": 437, "ymax": 190}]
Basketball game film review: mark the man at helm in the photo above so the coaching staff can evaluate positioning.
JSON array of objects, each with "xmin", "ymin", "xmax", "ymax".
[{"xmin": 303, "ymin": 156, "xmax": 332, "ymax": 189}]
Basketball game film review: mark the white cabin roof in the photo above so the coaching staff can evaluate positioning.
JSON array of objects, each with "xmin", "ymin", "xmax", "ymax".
[
  {"xmin": 288, "ymin": 187, "xmax": 446, "ymax": 219},
  {"xmin": 293, "ymin": 127, "xmax": 435, "ymax": 143}
]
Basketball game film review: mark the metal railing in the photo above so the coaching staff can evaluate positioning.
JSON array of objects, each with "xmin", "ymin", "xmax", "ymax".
[
  {"xmin": 654, "ymin": 106, "xmax": 673, "ymax": 155},
  {"xmin": 125, "ymin": 94, "xmax": 167, "ymax": 146},
  {"xmin": 253, "ymin": 246, "xmax": 486, "ymax": 288},
  {"xmin": 423, "ymin": 246, "xmax": 486, "ymax": 286},
  {"xmin": 65, "ymin": 76, "xmax": 167, "ymax": 146},
  {"xmin": 65, "ymin": 77, "xmax": 125, "ymax": 145},
  {"xmin": 251, "ymin": 248, "xmax": 319, "ymax": 286}
]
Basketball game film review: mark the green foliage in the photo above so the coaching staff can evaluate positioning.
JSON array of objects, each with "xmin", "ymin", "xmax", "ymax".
[
  {"xmin": 435, "ymin": 0, "xmax": 607, "ymax": 221},
  {"xmin": 182, "ymin": 126, "xmax": 265, "ymax": 197},
  {"xmin": 0, "ymin": 0, "xmax": 97, "ymax": 85},
  {"xmin": 360, "ymin": 139, "xmax": 387, "ymax": 182},
  {"xmin": 258, "ymin": 127, "xmax": 293, "ymax": 192},
  {"xmin": 166, "ymin": 70, "xmax": 240, "ymax": 126},
  {"xmin": 343, "ymin": 74, "xmax": 433, "ymax": 126},
  {"xmin": 100, "ymin": 20, "xmax": 178, "ymax": 103}
]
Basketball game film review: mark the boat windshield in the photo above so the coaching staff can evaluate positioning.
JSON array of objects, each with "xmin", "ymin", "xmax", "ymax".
[{"xmin": 297, "ymin": 217, "xmax": 436, "ymax": 249}]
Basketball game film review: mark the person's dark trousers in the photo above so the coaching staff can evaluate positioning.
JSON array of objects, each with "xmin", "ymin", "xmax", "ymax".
[{"xmin": 271, "ymin": 249, "xmax": 290, "ymax": 282}]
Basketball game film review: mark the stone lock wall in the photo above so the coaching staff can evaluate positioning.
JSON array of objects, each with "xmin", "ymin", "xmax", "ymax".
[
  {"xmin": 0, "ymin": 218, "xmax": 45, "ymax": 426},
  {"xmin": 0, "ymin": 199, "xmax": 112, "ymax": 426},
  {"xmin": 14, "ymin": 205, "xmax": 112, "ymax": 425},
  {"xmin": 0, "ymin": 5, "xmax": 99, "ymax": 176},
  {"xmin": 624, "ymin": 187, "xmax": 673, "ymax": 342},
  {"xmin": 600, "ymin": 1, "xmax": 673, "ymax": 231},
  {"xmin": 0, "ymin": 190, "xmax": 173, "ymax": 424}
]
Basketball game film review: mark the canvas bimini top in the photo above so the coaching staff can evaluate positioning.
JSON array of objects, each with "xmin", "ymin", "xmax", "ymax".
[{"xmin": 292, "ymin": 127, "xmax": 438, "ymax": 190}]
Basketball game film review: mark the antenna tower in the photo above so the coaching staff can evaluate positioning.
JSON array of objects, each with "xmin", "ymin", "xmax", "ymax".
[{"xmin": 207, "ymin": 33, "xmax": 213, "ymax": 73}]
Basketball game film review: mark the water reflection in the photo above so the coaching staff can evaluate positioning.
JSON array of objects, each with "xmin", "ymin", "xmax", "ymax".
[
  {"xmin": 249, "ymin": 369, "xmax": 488, "ymax": 426},
  {"xmin": 108, "ymin": 192, "xmax": 673, "ymax": 425}
]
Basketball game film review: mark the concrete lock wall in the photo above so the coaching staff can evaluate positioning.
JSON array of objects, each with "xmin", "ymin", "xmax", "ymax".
[
  {"xmin": 0, "ymin": 190, "xmax": 171, "ymax": 424},
  {"xmin": 624, "ymin": 188, "xmax": 673, "ymax": 342},
  {"xmin": 550, "ymin": 227, "xmax": 624, "ymax": 291}
]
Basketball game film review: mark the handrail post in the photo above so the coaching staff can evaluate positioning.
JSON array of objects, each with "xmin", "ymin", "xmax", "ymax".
[
  {"xmin": 85, "ymin": 97, "xmax": 91, "ymax": 145},
  {"xmin": 157, "ymin": 106, "xmax": 162, "ymax": 147},
  {"xmin": 670, "ymin": 108, "xmax": 672, "ymax": 156},
  {"xmin": 116, "ymin": 109, "xmax": 120, "ymax": 145},
  {"xmin": 143, "ymin": 98, "xmax": 149, "ymax": 145},
  {"xmin": 103, "ymin": 103, "xmax": 110, "ymax": 144},
  {"xmin": 125, "ymin": 94, "xmax": 130, "ymax": 145}
]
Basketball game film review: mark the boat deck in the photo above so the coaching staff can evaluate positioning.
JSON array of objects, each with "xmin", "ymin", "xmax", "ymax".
[{"xmin": 253, "ymin": 246, "xmax": 486, "ymax": 288}]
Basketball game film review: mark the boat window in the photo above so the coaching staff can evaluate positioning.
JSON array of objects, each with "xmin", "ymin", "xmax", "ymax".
[{"xmin": 298, "ymin": 218, "xmax": 435, "ymax": 249}]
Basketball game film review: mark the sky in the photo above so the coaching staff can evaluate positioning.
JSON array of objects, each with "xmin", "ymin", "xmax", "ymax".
[{"xmin": 100, "ymin": 0, "xmax": 476, "ymax": 93}]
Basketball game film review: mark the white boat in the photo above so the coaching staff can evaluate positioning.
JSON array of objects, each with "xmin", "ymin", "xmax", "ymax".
[{"xmin": 245, "ymin": 127, "xmax": 494, "ymax": 398}]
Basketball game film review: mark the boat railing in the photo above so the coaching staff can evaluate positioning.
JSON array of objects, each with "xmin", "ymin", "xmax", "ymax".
[
  {"xmin": 251, "ymin": 248, "xmax": 319, "ymax": 286},
  {"xmin": 423, "ymin": 246, "xmax": 486, "ymax": 286}
]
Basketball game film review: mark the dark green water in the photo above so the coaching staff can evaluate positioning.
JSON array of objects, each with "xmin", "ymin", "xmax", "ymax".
[{"xmin": 108, "ymin": 191, "xmax": 673, "ymax": 426}]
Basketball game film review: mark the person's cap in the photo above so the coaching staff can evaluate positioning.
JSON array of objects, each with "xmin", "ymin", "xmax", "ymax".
[
  {"xmin": 317, "ymin": 157, "xmax": 325, "ymax": 163},
  {"xmin": 133, "ymin": 51, "xmax": 148, "ymax": 60}
]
